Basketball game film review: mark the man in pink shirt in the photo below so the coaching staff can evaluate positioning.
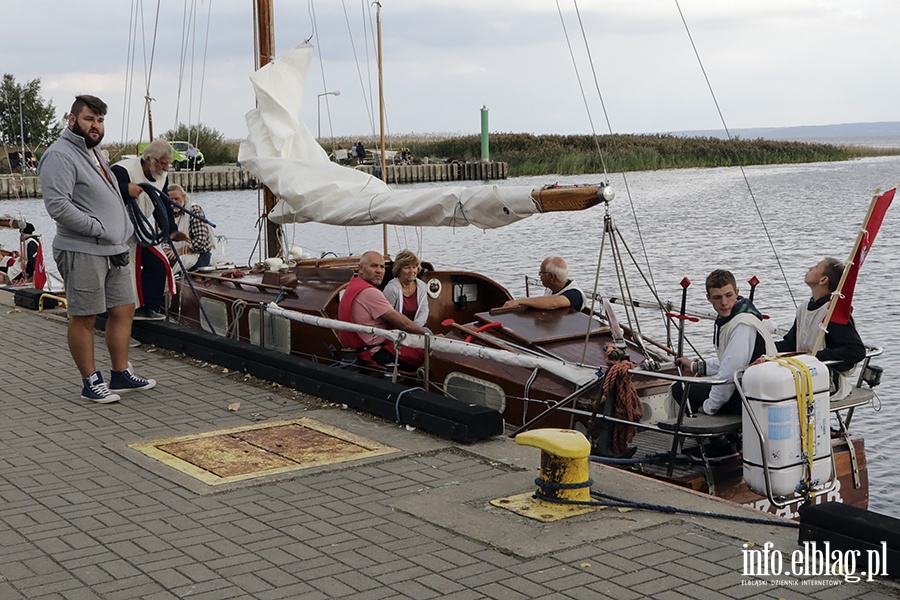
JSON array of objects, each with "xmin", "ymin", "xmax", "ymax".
[{"xmin": 338, "ymin": 251, "xmax": 428, "ymax": 370}]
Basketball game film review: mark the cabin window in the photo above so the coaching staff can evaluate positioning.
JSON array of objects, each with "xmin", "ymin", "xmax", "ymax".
[
  {"xmin": 444, "ymin": 372, "xmax": 505, "ymax": 413},
  {"xmin": 199, "ymin": 298, "xmax": 228, "ymax": 337},
  {"xmin": 248, "ymin": 308, "xmax": 291, "ymax": 354}
]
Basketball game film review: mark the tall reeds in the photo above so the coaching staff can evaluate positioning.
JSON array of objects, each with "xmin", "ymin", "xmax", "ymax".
[
  {"xmin": 98, "ymin": 133, "xmax": 900, "ymax": 175},
  {"xmin": 323, "ymin": 133, "xmax": 900, "ymax": 176}
]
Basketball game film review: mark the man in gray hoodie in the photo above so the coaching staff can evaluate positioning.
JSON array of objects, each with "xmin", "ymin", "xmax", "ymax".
[{"xmin": 40, "ymin": 95, "xmax": 156, "ymax": 403}]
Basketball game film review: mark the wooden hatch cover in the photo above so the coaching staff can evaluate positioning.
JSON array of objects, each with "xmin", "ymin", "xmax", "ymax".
[{"xmin": 474, "ymin": 308, "xmax": 607, "ymax": 345}]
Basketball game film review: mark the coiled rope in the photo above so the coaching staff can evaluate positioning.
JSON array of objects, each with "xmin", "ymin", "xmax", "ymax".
[
  {"xmin": 127, "ymin": 183, "xmax": 218, "ymax": 334},
  {"xmin": 603, "ymin": 345, "xmax": 644, "ymax": 455}
]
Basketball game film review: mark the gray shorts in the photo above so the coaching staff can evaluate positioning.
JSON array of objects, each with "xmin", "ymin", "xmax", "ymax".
[{"xmin": 54, "ymin": 249, "xmax": 134, "ymax": 317}]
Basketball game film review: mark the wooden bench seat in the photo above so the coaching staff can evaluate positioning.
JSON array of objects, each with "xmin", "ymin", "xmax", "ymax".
[{"xmin": 657, "ymin": 413, "xmax": 742, "ymax": 435}]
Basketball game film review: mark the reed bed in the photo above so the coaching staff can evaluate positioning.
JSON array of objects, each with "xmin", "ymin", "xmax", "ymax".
[
  {"xmin": 323, "ymin": 132, "xmax": 900, "ymax": 176},
  {"xmin": 96, "ymin": 133, "xmax": 900, "ymax": 177}
]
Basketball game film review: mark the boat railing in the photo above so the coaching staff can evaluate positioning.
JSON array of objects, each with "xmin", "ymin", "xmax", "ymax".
[{"xmin": 264, "ymin": 302, "xmax": 602, "ymax": 388}]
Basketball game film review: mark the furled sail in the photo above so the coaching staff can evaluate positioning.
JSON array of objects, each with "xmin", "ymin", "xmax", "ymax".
[{"xmin": 239, "ymin": 43, "xmax": 606, "ymax": 229}]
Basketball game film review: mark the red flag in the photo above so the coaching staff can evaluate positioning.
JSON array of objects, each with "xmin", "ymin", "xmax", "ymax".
[
  {"xmin": 33, "ymin": 242, "xmax": 47, "ymax": 291},
  {"xmin": 831, "ymin": 187, "xmax": 895, "ymax": 325}
]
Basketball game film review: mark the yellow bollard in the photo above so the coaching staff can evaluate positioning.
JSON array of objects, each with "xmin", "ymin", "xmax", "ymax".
[{"xmin": 516, "ymin": 428, "xmax": 591, "ymax": 503}]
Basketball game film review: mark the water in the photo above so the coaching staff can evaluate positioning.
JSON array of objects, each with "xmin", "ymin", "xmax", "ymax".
[{"xmin": 4, "ymin": 155, "xmax": 900, "ymax": 517}]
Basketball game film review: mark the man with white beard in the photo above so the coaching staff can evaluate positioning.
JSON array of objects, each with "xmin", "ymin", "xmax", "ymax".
[{"xmin": 112, "ymin": 140, "xmax": 188, "ymax": 320}]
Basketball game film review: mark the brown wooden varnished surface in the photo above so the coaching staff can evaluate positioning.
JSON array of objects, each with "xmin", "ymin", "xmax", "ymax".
[
  {"xmin": 474, "ymin": 308, "xmax": 606, "ymax": 345},
  {"xmin": 530, "ymin": 185, "xmax": 603, "ymax": 212}
]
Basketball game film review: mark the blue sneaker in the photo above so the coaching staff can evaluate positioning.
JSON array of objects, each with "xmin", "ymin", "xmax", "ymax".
[
  {"xmin": 109, "ymin": 362, "xmax": 157, "ymax": 393},
  {"xmin": 81, "ymin": 371, "xmax": 121, "ymax": 404}
]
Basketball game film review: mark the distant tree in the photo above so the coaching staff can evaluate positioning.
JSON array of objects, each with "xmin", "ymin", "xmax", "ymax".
[
  {"xmin": 160, "ymin": 122, "xmax": 235, "ymax": 165},
  {"xmin": 0, "ymin": 74, "xmax": 60, "ymax": 150}
]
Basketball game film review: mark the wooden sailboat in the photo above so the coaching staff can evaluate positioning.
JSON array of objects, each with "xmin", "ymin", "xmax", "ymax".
[{"xmin": 158, "ymin": 1, "xmax": 885, "ymax": 521}]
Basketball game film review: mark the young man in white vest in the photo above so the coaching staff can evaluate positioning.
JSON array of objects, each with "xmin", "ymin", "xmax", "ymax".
[
  {"xmin": 676, "ymin": 269, "xmax": 777, "ymax": 416},
  {"xmin": 775, "ymin": 257, "xmax": 865, "ymax": 399}
]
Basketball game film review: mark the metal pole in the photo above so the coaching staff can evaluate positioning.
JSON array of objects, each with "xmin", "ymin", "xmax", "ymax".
[
  {"xmin": 376, "ymin": 2, "xmax": 388, "ymax": 255},
  {"xmin": 18, "ymin": 89, "xmax": 26, "ymax": 175},
  {"xmin": 317, "ymin": 91, "xmax": 340, "ymax": 142},
  {"xmin": 480, "ymin": 105, "xmax": 489, "ymax": 163}
]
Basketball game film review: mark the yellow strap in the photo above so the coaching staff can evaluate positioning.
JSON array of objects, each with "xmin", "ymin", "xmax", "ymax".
[{"xmin": 763, "ymin": 357, "xmax": 817, "ymax": 496}]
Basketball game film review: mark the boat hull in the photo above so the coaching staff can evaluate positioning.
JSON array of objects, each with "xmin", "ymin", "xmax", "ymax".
[{"xmin": 171, "ymin": 264, "xmax": 871, "ymax": 519}]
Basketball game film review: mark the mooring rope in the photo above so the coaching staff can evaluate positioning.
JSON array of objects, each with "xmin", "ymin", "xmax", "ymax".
[
  {"xmin": 532, "ymin": 478, "xmax": 799, "ymax": 529},
  {"xmin": 393, "ymin": 386, "xmax": 424, "ymax": 424}
]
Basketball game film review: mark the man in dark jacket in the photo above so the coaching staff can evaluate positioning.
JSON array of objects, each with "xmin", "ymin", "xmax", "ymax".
[{"xmin": 776, "ymin": 257, "xmax": 866, "ymax": 399}]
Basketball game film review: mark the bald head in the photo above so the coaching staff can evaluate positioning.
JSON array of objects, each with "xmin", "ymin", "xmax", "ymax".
[
  {"xmin": 538, "ymin": 255, "xmax": 569, "ymax": 293},
  {"xmin": 358, "ymin": 251, "xmax": 386, "ymax": 286},
  {"xmin": 542, "ymin": 256, "xmax": 568, "ymax": 278}
]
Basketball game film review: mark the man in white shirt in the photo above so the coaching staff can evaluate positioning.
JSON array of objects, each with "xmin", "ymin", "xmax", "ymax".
[{"xmin": 676, "ymin": 269, "xmax": 777, "ymax": 415}]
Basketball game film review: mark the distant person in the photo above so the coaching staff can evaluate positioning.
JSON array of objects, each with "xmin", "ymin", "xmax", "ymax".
[
  {"xmin": 776, "ymin": 257, "xmax": 866, "ymax": 399},
  {"xmin": 383, "ymin": 249, "xmax": 429, "ymax": 327},
  {"xmin": 112, "ymin": 139, "xmax": 188, "ymax": 320},
  {"xmin": 337, "ymin": 251, "xmax": 428, "ymax": 371},
  {"xmin": 165, "ymin": 184, "xmax": 215, "ymax": 273},
  {"xmin": 350, "ymin": 143, "xmax": 358, "ymax": 164},
  {"xmin": 675, "ymin": 269, "xmax": 777, "ymax": 415},
  {"xmin": 40, "ymin": 94, "xmax": 156, "ymax": 403},
  {"xmin": 356, "ymin": 140, "xmax": 365, "ymax": 165},
  {"xmin": 187, "ymin": 143, "xmax": 199, "ymax": 170},
  {"xmin": 6, "ymin": 222, "xmax": 41, "ymax": 284},
  {"xmin": 502, "ymin": 255, "xmax": 586, "ymax": 311},
  {"xmin": 0, "ymin": 250, "xmax": 14, "ymax": 282}
]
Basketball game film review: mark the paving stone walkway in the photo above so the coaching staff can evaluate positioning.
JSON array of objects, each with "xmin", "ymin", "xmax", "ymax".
[{"xmin": 0, "ymin": 293, "xmax": 896, "ymax": 599}]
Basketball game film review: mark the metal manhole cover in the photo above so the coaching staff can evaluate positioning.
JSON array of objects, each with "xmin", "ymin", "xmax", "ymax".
[{"xmin": 129, "ymin": 417, "xmax": 397, "ymax": 485}]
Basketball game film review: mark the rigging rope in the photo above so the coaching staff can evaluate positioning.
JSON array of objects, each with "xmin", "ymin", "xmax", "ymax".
[
  {"xmin": 122, "ymin": 1, "xmax": 161, "ymax": 145},
  {"xmin": 121, "ymin": 1, "xmax": 139, "ymax": 144},
  {"xmin": 673, "ymin": 0, "xmax": 796, "ymax": 309},
  {"xmin": 560, "ymin": 0, "xmax": 668, "ymax": 364},
  {"xmin": 171, "ymin": 0, "xmax": 212, "ymax": 175},
  {"xmin": 190, "ymin": 0, "xmax": 213, "ymax": 185},
  {"xmin": 173, "ymin": 0, "xmax": 194, "ymax": 131}
]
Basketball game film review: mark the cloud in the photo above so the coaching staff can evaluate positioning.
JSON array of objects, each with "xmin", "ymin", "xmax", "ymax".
[{"xmin": 5, "ymin": 0, "xmax": 900, "ymax": 143}]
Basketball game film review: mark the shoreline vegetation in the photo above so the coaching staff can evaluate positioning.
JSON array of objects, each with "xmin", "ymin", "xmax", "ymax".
[
  {"xmin": 335, "ymin": 133, "xmax": 900, "ymax": 177},
  {"xmin": 8, "ymin": 133, "xmax": 900, "ymax": 179}
]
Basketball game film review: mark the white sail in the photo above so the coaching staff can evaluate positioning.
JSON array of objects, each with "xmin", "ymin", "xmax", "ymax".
[{"xmin": 238, "ymin": 43, "xmax": 554, "ymax": 229}]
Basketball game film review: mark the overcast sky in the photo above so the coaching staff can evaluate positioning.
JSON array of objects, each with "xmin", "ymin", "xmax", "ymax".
[{"xmin": 5, "ymin": 0, "xmax": 900, "ymax": 143}]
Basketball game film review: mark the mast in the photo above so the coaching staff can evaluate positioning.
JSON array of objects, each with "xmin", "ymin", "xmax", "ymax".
[
  {"xmin": 145, "ymin": 95, "xmax": 154, "ymax": 141},
  {"xmin": 256, "ymin": 0, "xmax": 280, "ymax": 259},
  {"xmin": 376, "ymin": 2, "xmax": 388, "ymax": 256}
]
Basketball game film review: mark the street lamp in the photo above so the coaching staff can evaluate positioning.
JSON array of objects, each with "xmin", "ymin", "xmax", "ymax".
[{"xmin": 317, "ymin": 90, "xmax": 340, "ymax": 140}]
